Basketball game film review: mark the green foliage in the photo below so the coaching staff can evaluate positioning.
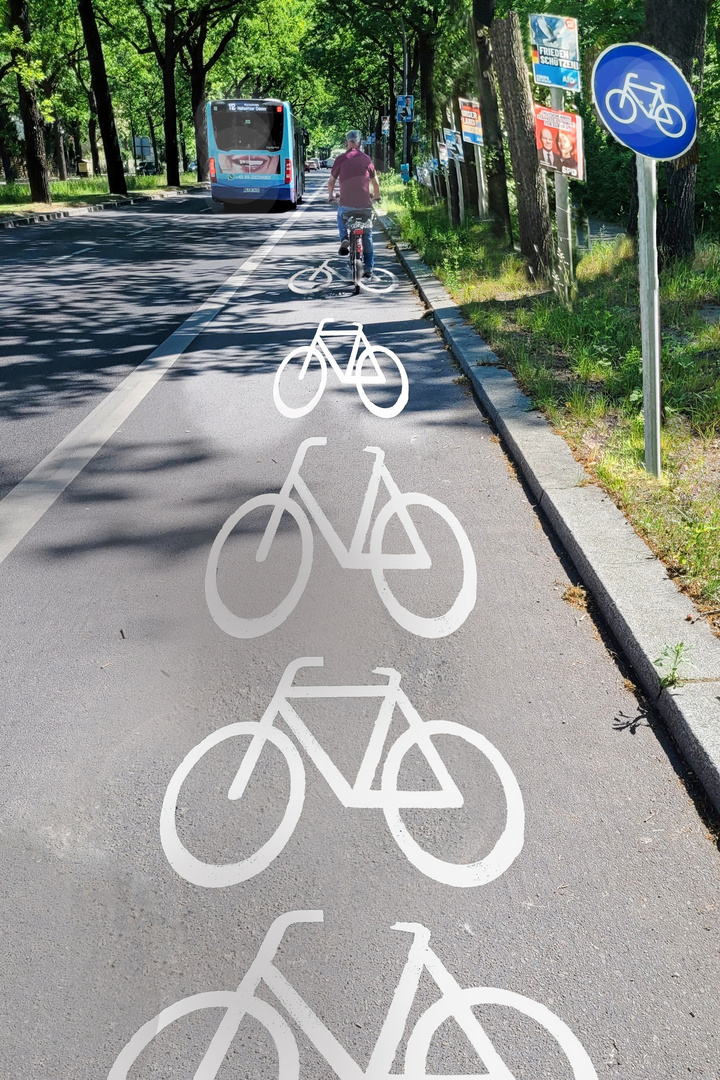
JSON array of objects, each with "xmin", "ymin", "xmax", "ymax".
[{"xmin": 385, "ymin": 184, "xmax": 720, "ymax": 607}]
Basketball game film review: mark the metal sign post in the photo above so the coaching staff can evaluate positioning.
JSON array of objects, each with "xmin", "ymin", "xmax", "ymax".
[
  {"xmin": 549, "ymin": 86, "xmax": 574, "ymax": 302},
  {"xmin": 593, "ymin": 42, "xmax": 697, "ymax": 478},
  {"xmin": 636, "ymin": 154, "xmax": 662, "ymax": 476}
]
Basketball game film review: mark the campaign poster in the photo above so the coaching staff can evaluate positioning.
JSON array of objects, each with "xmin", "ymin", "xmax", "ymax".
[
  {"xmin": 458, "ymin": 98, "xmax": 483, "ymax": 145},
  {"xmin": 438, "ymin": 142, "xmax": 449, "ymax": 166},
  {"xmin": 533, "ymin": 104, "xmax": 584, "ymax": 179},
  {"xmin": 397, "ymin": 95, "xmax": 414, "ymax": 123},
  {"xmin": 529, "ymin": 14, "xmax": 581, "ymax": 93},
  {"xmin": 443, "ymin": 129, "xmax": 465, "ymax": 163},
  {"xmin": 381, "ymin": 116, "xmax": 390, "ymax": 135}
]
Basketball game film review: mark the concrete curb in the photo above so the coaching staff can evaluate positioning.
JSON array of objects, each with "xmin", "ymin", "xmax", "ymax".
[
  {"xmin": 378, "ymin": 211, "xmax": 720, "ymax": 814},
  {"xmin": 0, "ymin": 189, "xmax": 185, "ymax": 230}
]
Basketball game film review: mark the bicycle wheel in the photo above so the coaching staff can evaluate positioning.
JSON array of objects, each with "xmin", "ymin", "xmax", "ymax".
[
  {"xmin": 273, "ymin": 346, "xmax": 328, "ymax": 418},
  {"xmin": 370, "ymin": 493, "xmax": 477, "ymax": 638},
  {"xmin": 109, "ymin": 992, "xmax": 300, "ymax": 1079},
  {"xmin": 289, "ymin": 266, "xmax": 334, "ymax": 295},
  {"xmin": 359, "ymin": 267, "xmax": 397, "ymax": 294},
  {"xmin": 654, "ymin": 102, "xmax": 687, "ymax": 138},
  {"xmin": 381, "ymin": 720, "xmax": 523, "ymax": 887},
  {"xmin": 355, "ymin": 345, "xmax": 409, "ymax": 418},
  {"xmin": 405, "ymin": 986, "xmax": 598, "ymax": 1079},
  {"xmin": 604, "ymin": 88, "xmax": 637, "ymax": 124},
  {"xmin": 206, "ymin": 494, "xmax": 313, "ymax": 639},
  {"xmin": 352, "ymin": 234, "xmax": 363, "ymax": 294},
  {"xmin": 160, "ymin": 721, "xmax": 305, "ymax": 887}
]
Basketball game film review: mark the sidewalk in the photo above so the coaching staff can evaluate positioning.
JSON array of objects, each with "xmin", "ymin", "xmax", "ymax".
[{"xmin": 378, "ymin": 210, "xmax": 720, "ymax": 817}]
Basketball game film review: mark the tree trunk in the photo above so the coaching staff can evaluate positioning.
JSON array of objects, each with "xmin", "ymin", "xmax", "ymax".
[
  {"xmin": 188, "ymin": 43, "xmax": 209, "ymax": 181},
  {"xmin": 490, "ymin": 12, "xmax": 553, "ymax": 278},
  {"xmin": 471, "ymin": 0, "xmax": 512, "ymax": 242},
  {"xmin": 147, "ymin": 112, "xmax": 159, "ymax": 168},
  {"xmin": 642, "ymin": 0, "xmax": 707, "ymax": 261},
  {"xmin": 0, "ymin": 136, "xmax": 15, "ymax": 183},
  {"xmin": 163, "ymin": 2, "xmax": 180, "ymax": 185},
  {"xmin": 419, "ymin": 30, "xmax": 436, "ymax": 137},
  {"xmin": 77, "ymin": 0, "xmax": 127, "ymax": 194},
  {"xmin": 177, "ymin": 114, "xmax": 187, "ymax": 172},
  {"xmin": 9, "ymin": 0, "xmax": 51, "ymax": 202},
  {"xmin": 88, "ymin": 98, "xmax": 101, "ymax": 175},
  {"xmin": 388, "ymin": 54, "xmax": 397, "ymax": 171},
  {"xmin": 54, "ymin": 119, "xmax": 68, "ymax": 180},
  {"xmin": 70, "ymin": 120, "xmax": 83, "ymax": 165}
]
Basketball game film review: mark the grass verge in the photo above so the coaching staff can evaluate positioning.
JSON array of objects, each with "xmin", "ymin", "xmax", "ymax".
[
  {"xmin": 0, "ymin": 173, "xmax": 200, "ymax": 217},
  {"xmin": 382, "ymin": 175, "xmax": 720, "ymax": 626}
]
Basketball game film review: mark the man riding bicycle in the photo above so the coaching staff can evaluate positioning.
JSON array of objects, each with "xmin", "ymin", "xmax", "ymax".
[{"xmin": 328, "ymin": 130, "xmax": 380, "ymax": 279}]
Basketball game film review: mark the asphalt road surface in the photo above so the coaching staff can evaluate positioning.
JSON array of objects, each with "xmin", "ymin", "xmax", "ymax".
[{"xmin": 1, "ymin": 178, "xmax": 719, "ymax": 1079}]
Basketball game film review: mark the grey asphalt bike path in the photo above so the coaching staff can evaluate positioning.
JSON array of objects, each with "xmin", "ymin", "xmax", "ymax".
[
  {"xmin": 1, "ymin": 179, "xmax": 719, "ymax": 1077},
  {"xmin": 0, "ymin": 192, "xmax": 286, "ymax": 500}
]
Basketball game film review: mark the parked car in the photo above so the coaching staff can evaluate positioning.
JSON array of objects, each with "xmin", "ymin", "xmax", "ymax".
[{"xmin": 136, "ymin": 161, "xmax": 158, "ymax": 176}]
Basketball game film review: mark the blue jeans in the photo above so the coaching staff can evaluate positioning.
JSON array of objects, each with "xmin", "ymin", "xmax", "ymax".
[{"xmin": 337, "ymin": 205, "xmax": 374, "ymax": 271}]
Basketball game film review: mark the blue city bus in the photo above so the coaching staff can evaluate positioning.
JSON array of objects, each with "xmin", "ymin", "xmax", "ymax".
[{"xmin": 207, "ymin": 98, "xmax": 306, "ymax": 210}]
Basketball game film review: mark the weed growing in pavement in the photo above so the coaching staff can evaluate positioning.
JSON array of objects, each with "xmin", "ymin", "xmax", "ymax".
[
  {"xmin": 382, "ymin": 175, "xmax": 720, "ymax": 621},
  {"xmin": 654, "ymin": 642, "xmax": 692, "ymax": 690}
]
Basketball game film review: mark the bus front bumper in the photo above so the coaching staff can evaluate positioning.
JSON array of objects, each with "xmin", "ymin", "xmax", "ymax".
[{"xmin": 211, "ymin": 181, "xmax": 296, "ymax": 204}]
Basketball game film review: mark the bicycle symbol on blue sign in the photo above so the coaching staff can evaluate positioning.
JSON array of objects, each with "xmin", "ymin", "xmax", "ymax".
[{"xmin": 592, "ymin": 43, "xmax": 696, "ymax": 160}]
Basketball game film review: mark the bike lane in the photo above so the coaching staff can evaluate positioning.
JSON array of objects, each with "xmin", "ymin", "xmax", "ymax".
[{"xmin": 1, "ymin": 181, "xmax": 719, "ymax": 1077}]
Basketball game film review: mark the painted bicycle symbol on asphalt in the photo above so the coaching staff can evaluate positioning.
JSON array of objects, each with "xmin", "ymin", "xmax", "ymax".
[
  {"xmin": 161, "ymin": 656, "xmax": 524, "ymax": 888},
  {"xmin": 273, "ymin": 320, "xmax": 408, "ymax": 418},
  {"xmin": 289, "ymin": 258, "xmax": 397, "ymax": 295},
  {"xmin": 604, "ymin": 72, "xmax": 686, "ymax": 137},
  {"xmin": 205, "ymin": 437, "xmax": 477, "ymax": 640},
  {"xmin": 108, "ymin": 910, "xmax": 599, "ymax": 1079}
]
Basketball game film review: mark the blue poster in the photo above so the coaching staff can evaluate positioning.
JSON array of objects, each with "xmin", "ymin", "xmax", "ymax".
[
  {"xmin": 397, "ymin": 96, "xmax": 414, "ymax": 123},
  {"xmin": 529, "ymin": 14, "xmax": 581, "ymax": 93}
]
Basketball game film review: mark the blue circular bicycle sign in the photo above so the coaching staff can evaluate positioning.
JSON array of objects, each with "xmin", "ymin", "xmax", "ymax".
[{"xmin": 592, "ymin": 43, "xmax": 697, "ymax": 160}]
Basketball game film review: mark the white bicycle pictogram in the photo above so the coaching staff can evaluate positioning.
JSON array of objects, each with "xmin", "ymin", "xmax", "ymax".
[
  {"xmin": 205, "ymin": 437, "xmax": 476, "ymax": 640},
  {"xmin": 273, "ymin": 321, "xmax": 408, "ymax": 419},
  {"xmin": 108, "ymin": 910, "xmax": 599, "ymax": 1079},
  {"xmin": 289, "ymin": 258, "xmax": 397, "ymax": 295},
  {"xmin": 604, "ymin": 72, "xmax": 686, "ymax": 137},
  {"xmin": 161, "ymin": 656, "xmax": 524, "ymax": 888}
]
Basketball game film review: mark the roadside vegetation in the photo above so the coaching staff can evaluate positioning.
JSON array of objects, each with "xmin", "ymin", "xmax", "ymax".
[
  {"xmin": 383, "ymin": 176, "xmax": 720, "ymax": 625},
  {"xmin": 0, "ymin": 173, "xmax": 200, "ymax": 217}
]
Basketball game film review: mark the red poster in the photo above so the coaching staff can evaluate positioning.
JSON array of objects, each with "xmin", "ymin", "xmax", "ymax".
[{"xmin": 533, "ymin": 104, "xmax": 584, "ymax": 180}]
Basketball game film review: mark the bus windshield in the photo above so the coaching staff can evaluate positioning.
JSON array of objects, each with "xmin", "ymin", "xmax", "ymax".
[{"xmin": 210, "ymin": 102, "xmax": 284, "ymax": 152}]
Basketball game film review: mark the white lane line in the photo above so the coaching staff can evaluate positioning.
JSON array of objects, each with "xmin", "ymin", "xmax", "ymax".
[
  {"xmin": 0, "ymin": 194, "xmax": 321, "ymax": 566},
  {"xmin": 52, "ymin": 245, "xmax": 94, "ymax": 262}
]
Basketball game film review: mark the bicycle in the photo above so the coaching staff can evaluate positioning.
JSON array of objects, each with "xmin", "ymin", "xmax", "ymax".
[
  {"xmin": 161, "ymin": 656, "xmax": 524, "ymax": 888},
  {"xmin": 205, "ymin": 436, "xmax": 477, "ymax": 640},
  {"xmin": 605, "ymin": 72, "xmax": 686, "ymax": 137},
  {"xmin": 289, "ymin": 259, "xmax": 397, "ymax": 295},
  {"xmin": 273, "ymin": 320, "xmax": 408, "ymax": 419},
  {"xmin": 108, "ymin": 909, "xmax": 599, "ymax": 1079}
]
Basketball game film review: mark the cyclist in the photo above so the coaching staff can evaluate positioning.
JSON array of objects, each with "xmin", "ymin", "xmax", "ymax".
[{"xmin": 328, "ymin": 130, "xmax": 380, "ymax": 279}]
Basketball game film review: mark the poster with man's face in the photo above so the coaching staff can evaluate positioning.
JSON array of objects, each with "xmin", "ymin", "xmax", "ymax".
[
  {"xmin": 443, "ymin": 129, "xmax": 465, "ymax": 163},
  {"xmin": 533, "ymin": 104, "xmax": 584, "ymax": 180}
]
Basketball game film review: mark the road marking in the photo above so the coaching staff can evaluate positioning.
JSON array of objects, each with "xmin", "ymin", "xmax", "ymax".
[
  {"xmin": 161, "ymin": 657, "xmax": 523, "ymax": 888},
  {"xmin": 52, "ymin": 245, "xmax": 94, "ymax": 261},
  {"xmin": 205, "ymin": 437, "xmax": 477, "ymax": 639},
  {"xmin": 109, "ymin": 911, "xmax": 598, "ymax": 1079},
  {"xmin": 0, "ymin": 195, "xmax": 321, "ymax": 566}
]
